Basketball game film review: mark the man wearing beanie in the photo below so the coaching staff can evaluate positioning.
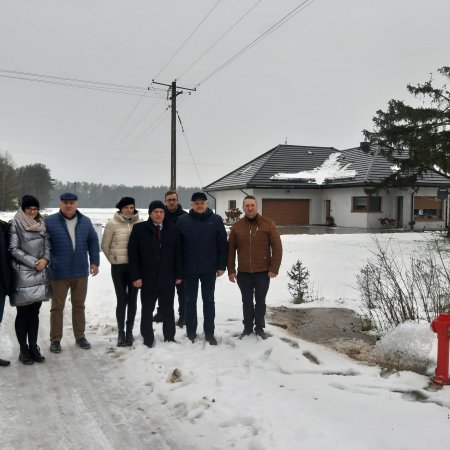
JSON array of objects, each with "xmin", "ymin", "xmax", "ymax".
[
  {"xmin": 176, "ymin": 192, "xmax": 227, "ymax": 345},
  {"xmin": 45, "ymin": 192, "xmax": 100, "ymax": 353},
  {"xmin": 128, "ymin": 200, "xmax": 182, "ymax": 347}
]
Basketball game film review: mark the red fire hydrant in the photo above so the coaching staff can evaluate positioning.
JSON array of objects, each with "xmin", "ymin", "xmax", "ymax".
[{"xmin": 431, "ymin": 313, "xmax": 450, "ymax": 385}]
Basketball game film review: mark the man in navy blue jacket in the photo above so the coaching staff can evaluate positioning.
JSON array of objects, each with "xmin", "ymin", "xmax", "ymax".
[
  {"xmin": 46, "ymin": 193, "xmax": 100, "ymax": 353},
  {"xmin": 177, "ymin": 192, "xmax": 227, "ymax": 345}
]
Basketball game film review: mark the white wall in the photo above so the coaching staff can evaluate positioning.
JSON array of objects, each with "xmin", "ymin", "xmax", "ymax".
[{"xmin": 209, "ymin": 186, "xmax": 448, "ymax": 230}]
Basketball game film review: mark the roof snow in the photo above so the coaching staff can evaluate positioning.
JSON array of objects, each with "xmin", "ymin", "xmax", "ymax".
[{"xmin": 271, "ymin": 153, "xmax": 357, "ymax": 185}]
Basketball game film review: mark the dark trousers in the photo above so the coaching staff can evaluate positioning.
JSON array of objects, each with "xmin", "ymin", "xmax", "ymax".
[
  {"xmin": 184, "ymin": 273, "xmax": 216, "ymax": 337},
  {"xmin": 111, "ymin": 264, "xmax": 138, "ymax": 332},
  {"xmin": 176, "ymin": 282, "xmax": 186, "ymax": 317},
  {"xmin": 156, "ymin": 281, "xmax": 186, "ymax": 317},
  {"xmin": 0, "ymin": 293, "xmax": 5, "ymax": 323},
  {"xmin": 237, "ymin": 272, "xmax": 270, "ymax": 331},
  {"xmin": 15, "ymin": 302, "xmax": 42, "ymax": 348},
  {"xmin": 140, "ymin": 283, "xmax": 175, "ymax": 345}
]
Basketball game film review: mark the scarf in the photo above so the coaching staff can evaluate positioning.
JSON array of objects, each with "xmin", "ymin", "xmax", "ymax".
[{"xmin": 14, "ymin": 209, "xmax": 46, "ymax": 232}]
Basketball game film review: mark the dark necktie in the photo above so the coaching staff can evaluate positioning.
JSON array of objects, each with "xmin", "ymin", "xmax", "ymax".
[{"xmin": 154, "ymin": 224, "xmax": 161, "ymax": 240}]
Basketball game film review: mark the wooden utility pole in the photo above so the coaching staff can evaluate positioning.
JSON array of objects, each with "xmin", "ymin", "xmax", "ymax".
[{"xmin": 152, "ymin": 80, "xmax": 196, "ymax": 190}]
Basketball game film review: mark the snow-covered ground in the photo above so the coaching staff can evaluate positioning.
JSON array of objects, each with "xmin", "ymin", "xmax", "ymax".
[{"xmin": 0, "ymin": 211, "xmax": 449, "ymax": 449}]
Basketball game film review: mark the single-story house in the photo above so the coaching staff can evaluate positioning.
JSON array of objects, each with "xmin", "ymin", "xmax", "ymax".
[{"xmin": 204, "ymin": 143, "xmax": 450, "ymax": 230}]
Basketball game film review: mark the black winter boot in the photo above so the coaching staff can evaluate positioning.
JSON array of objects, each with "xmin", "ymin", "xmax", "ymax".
[
  {"xmin": 125, "ymin": 329, "xmax": 134, "ymax": 346},
  {"xmin": 29, "ymin": 344, "xmax": 45, "ymax": 363},
  {"xmin": 117, "ymin": 331, "xmax": 127, "ymax": 347},
  {"xmin": 19, "ymin": 346, "xmax": 34, "ymax": 365}
]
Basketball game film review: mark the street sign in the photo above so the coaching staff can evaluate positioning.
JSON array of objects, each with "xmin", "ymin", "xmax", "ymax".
[{"xmin": 437, "ymin": 187, "xmax": 449, "ymax": 200}]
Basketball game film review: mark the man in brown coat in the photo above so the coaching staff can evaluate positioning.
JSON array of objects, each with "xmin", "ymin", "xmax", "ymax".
[{"xmin": 227, "ymin": 195, "xmax": 282, "ymax": 339}]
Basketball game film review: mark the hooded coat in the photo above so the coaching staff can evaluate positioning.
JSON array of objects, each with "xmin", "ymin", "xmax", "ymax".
[{"xmin": 9, "ymin": 211, "xmax": 51, "ymax": 306}]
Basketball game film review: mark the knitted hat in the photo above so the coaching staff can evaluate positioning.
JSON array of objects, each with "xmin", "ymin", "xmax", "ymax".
[
  {"xmin": 148, "ymin": 200, "xmax": 165, "ymax": 214},
  {"xmin": 21, "ymin": 195, "xmax": 40, "ymax": 211},
  {"xmin": 60, "ymin": 192, "xmax": 78, "ymax": 201},
  {"xmin": 116, "ymin": 197, "xmax": 135, "ymax": 210},
  {"xmin": 191, "ymin": 192, "xmax": 207, "ymax": 202}
]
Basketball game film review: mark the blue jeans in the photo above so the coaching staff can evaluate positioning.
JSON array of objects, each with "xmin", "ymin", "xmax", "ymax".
[
  {"xmin": 184, "ymin": 273, "xmax": 216, "ymax": 337},
  {"xmin": 0, "ymin": 293, "xmax": 5, "ymax": 323}
]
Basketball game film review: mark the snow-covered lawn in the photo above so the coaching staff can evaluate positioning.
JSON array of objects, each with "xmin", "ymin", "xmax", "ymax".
[{"xmin": 1, "ymin": 224, "xmax": 449, "ymax": 449}]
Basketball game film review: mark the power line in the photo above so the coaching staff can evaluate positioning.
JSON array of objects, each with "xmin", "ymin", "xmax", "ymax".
[
  {"xmin": 0, "ymin": 68, "xmax": 166, "ymax": 93},
  {"xmin": 0, "ymin": 73, "xmax": 166, "ymax": 98},
  {"xmin": 153, "ymin": 0, "xmax": 223, "ymax": 80},
  {"xmin": 177, "ymin": 0, "xmax": 263, "ymax": 80},
  {"xmin": 196, "ymin": 0, "xmax": 315, "ymax": 87},
  {"xmin": 177, "ymin": 110, "xmax": 204, "ymax": 187}
]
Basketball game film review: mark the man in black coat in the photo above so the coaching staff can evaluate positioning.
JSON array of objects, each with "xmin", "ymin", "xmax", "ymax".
[
  {"xmin": 0, "ymin": 219, "xmax": 12, "ymax": 366},
  {"xmin": 177, "ymin": 192, "xmax": 227, "ymax": 345},
  {"xmin": 153, "ymin": 190, "xmax": 188, "ymax": 327},
  {"xmin": 128, "ymin": 201, "xmax": 182, "ymax": 347}
]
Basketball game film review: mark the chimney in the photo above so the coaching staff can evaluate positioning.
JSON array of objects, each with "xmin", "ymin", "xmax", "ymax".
[{"xmin": 360, "ymin": 141, "xmax": 370, "ymax": 153}]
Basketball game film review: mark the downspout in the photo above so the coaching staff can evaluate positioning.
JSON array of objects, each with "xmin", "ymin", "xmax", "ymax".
[{"xmin": 205, "ymin": 191, "xmax": 216, "ymax": 211}]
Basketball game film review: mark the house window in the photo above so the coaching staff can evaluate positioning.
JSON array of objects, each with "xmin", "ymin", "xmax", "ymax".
[
  {"xmin": 414, "ymin": 196, "xmax": 442, "ymax": 221},
  {"xmin": 228, "ymin": 200, "xmax": 236, "ymax": 209},
  {"xmin": 352, "ymin": 196, "xmax": 382, "ymax": 212}
]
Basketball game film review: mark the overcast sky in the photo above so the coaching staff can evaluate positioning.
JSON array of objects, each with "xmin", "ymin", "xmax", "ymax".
[{"xmin": 1, "ymin": 0, "xmax": 449, "ymax": 188}]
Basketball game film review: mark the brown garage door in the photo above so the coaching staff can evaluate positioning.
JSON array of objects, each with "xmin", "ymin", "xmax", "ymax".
[{"xmin": 262, "ymin": 199, "xmax": 310, "ymax": 225}]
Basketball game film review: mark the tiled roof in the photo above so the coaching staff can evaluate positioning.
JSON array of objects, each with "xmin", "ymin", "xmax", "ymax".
[
  {"xmin": 204, "ymin": 144, "xmax": 450, "ymax": 191},
  {"xmin": 205, "ymin": 145, "xmax": 338, "ymax": 190}
]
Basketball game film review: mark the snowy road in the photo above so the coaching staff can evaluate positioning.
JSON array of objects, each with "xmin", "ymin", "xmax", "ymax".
[{"xmin": 0, "ymin": 307, "xmax": 185, "ymax": 450}]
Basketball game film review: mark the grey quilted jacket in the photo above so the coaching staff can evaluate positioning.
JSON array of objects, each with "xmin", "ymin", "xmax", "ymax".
[{"xmin": 9, "ymin": 214, "xmax": 52, "ymax": 306}]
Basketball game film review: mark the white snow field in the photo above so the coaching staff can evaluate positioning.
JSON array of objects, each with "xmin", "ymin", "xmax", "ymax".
[{"xmin": 1, "ymin": 216, "xmax": 449, "ymax": 449}]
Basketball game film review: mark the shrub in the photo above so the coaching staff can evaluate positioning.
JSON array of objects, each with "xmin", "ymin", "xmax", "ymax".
[
  {"xmin": 357, "ymin": 234, "xmax": 450, "ymax": 331},
  {"xmin": 287, "ymin": 260, "xmax": 311, "ymax": 304}
]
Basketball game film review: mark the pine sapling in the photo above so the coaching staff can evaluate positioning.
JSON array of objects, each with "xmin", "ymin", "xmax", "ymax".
[{"xmin": 287, "ymin": 260, "xmax": 310, "ymax": 304}]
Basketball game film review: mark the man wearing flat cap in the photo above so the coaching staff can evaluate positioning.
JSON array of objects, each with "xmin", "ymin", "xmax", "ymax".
[
  {"xmin": 45, "ymin": 192, "xmax": 100, "ymax": 353},
  {"xmin": 176, "ymin": 192, "xmax": 227, "ymax": 345},
  {"xmin": 128, "ymin": 200, "xmax": 182, "ymax": 348}
]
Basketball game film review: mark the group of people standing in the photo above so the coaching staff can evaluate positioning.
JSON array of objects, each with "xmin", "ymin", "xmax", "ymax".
[{"xmin": 0, "ymin": 189, "xmax": 282, "ymax": 366}]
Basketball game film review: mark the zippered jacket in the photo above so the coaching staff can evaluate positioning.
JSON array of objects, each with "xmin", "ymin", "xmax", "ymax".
[
  {"xmin": 177, "ymin": 208, "xmax": 227, "ymax": 275},
  {"xmin": 101, "ymin": 211, "xmax": 141, "ymax": 265},
  {"xmin": 9, "ymin": 213, "xmax": 51, "ymax": 306},
  {"xmin": 227, "ymin": 214, "xmax": 282, "ymax": 275},
  {"xmin": 45, "ymin": 211, "xmax": 100, "ymax": 280}
]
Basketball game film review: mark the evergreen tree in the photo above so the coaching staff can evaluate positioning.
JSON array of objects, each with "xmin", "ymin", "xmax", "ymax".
[
  {"xmin": 16, "ymin": 163, "xmax": 54, "ymax": 208},
  {"xmin": 0, "ymin": 151, "xmax": 18, "ymax": 210},
  {"xmin": 364, "ymin": 66, "xmax": 450, "ymax": 187}
]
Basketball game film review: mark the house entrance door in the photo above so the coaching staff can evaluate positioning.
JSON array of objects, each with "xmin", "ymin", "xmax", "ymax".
[{"xmin": 325, "ymin": 200, "xmax": 331, "ymax": 224}]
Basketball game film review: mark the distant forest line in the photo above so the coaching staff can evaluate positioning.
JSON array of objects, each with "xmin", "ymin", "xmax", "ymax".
[
  {"xmin": 0, "ymin": 152, "xmax": 206, "ymax": 210},
  {"xmin": 50, "ymin": 182, "xmax": 204, "ymax": 209}
]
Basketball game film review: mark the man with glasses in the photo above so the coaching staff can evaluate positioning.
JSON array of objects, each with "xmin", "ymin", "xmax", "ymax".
[{"xmin": 153, "ymin": 190, "xmax": 188, "ymax": 327}]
